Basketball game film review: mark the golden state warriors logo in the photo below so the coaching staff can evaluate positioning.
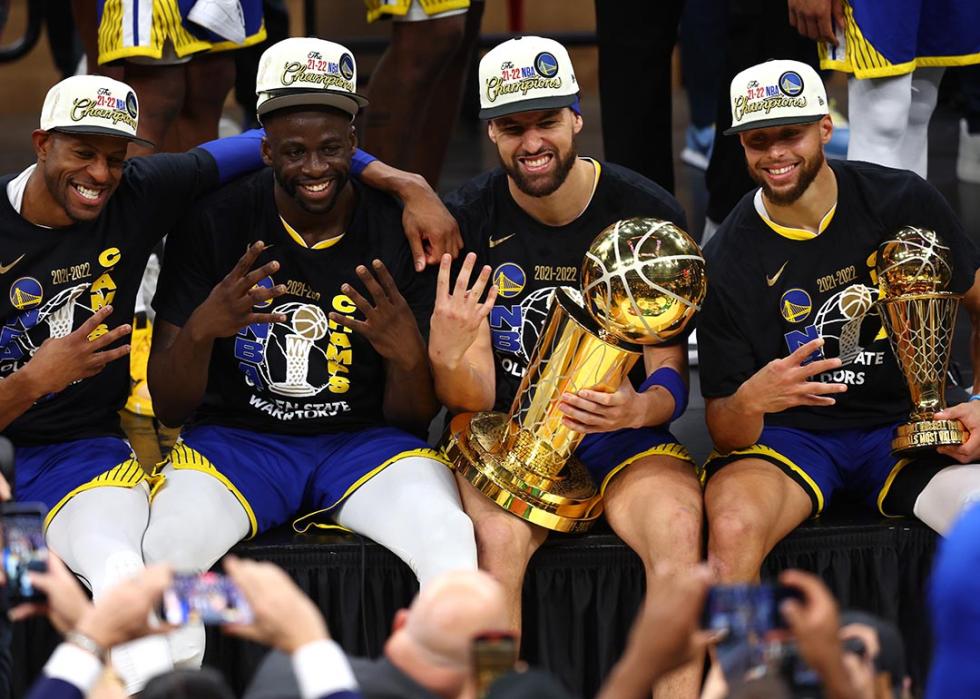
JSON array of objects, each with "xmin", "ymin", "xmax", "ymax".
[
  {"xmin": 778, "ymin": 71, "xmax": 804, "ymax": 97},
  {"xmin": 125, "ymin": 91, "xmax": 138, "ymax": 119},
  {"xmin": 339, "ymin": 53, "xmax": 355, "ymax": 81},
  {"xmin": 493, "ymin": 263, "xmax": 526, "ymax": 299},
  {"xmin": 10, "ymin": 277, "xmax": 42, "ymax": 311},
  {"xmin": 534, "ymin": 52, "xmax": 559, "ymax": 78},
  {"xmin": 780, "ymin": 288, "xmax": 812, "ymax": 323},
  {"xmin": 252, "ymin": 276, "xmax": 274, "ymax": 309}
]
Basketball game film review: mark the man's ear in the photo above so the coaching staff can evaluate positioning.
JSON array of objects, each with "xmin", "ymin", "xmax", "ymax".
[
  {"xmin": 349, "ymin": 123, "xmax": 358, "ymax": 152},
  {"xmin": 391, "ymin": 608, "xmax": 410, "ymax": 632},
  {"xmin": 32, "ymin": 130, "xmax": 53, "ymax": 162},
  {"xmin": 487, "ymin": 121, "xmax": 498, "ymax": 145},
  {"xmin": 571, "ymin": 111, "xmax": 583, "ymax": 136},
  {"xmin": 260, "ymin": 136, "xmax": 273, "ymax": 167}
]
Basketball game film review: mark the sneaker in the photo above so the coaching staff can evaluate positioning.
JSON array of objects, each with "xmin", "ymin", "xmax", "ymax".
[
  {"xmin": 681, "ymin": 124, "xmax": 715, "ymax": 170},
  {"xmin": 957, "ymin": 118, "xmax": 980, "ymax": 184},
  {"xmin": 826, "ymin": 100, "xmax": 849, "ymax": 159}
]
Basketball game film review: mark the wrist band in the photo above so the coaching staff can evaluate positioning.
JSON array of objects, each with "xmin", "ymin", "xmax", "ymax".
[
  {"xmin": 65, "ymin": 631, "xmax": 108, "ymax": 664},
  {"xmin": 351, "ymin": 148, "xmax": 377, "ymax": 176},
  {"xmin": 638, "ymin": 367, "xmax": 688, "ymax": 423},
  {"xmin": 969, "ymin": 394, "xmax": 980, "ymax": 402}
]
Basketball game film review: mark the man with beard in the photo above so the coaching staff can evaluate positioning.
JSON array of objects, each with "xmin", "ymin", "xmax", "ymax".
[
  {"xmin": 698, "ymin": 59, "xmax": 980, "ymax": 586},
  {"xmin": 146, "ymin": 37, "xmax": 477, "ymax": 669},
  {"xmin": 428, "ymin": 37, "xmax": 704, "ymax": 699}
]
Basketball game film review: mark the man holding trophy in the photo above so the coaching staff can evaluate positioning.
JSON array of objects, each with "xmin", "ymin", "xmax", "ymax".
[
  {"xmin": 429, "ymin": 37, "xmax": 705, "ymax": 699},
  {"xmin": 698, "ymin": 58, "xmax": 980, "ymax": 586}
]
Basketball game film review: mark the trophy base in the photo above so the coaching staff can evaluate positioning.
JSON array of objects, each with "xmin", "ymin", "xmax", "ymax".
[
  {"xmin": 444, "ymin": 412, "xmax": 603, "ymax": 533},
  {"xmin": 892, "ymin": 419, "xmax": 967, "ymax": 456}
]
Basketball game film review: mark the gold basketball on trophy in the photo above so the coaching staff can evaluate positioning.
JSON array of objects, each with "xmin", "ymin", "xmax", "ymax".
[
  {"xmin": 445, "ymin": 217, "xmax": 706, "ymax": 532},
  {"xmin": 877, "ymin": 225, "xmax": 953, "ymax": 296},
  {"xmin": 581, "ymin": 218, "xmax": 707, "ymax": 344}
]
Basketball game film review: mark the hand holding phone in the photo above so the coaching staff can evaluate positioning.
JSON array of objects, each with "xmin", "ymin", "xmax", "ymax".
[
  {"xmin": 163, "ymin": 572, "xmax": 253, "ymax": 625},
  {"xmin": 472, "ymin": 631, "xmax": 518, "ymax": 698},
  {"xmin": 1, "ymin": 503, "xmax": 49, "ymax": 607}
]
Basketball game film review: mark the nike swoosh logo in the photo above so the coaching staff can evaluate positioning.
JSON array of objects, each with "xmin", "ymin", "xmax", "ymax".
[
  {"xmin": 0, "ymin": 254, "xmax": 25, "ymax": 274},
  {"xmin": 489, "ymin": 233, "xmax": 516, "ymax": 248},
  {"xmin": 766, "ymin": 261, "xmax": 788, "ymax": 287}
]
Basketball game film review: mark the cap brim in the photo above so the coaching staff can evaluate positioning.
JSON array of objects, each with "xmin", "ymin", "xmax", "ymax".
[
  {"xmin": 479, "ymin": 94, "xmax": 577, "ymax": 120},
  {"xmin": 257, "ymin": 90, "xmax": 369, "ymax": 119},
  {"xmin": 48, "ymin": 125, "xmax": 155, "ymax": 149},
  {"xmin": 723, "ymin": 113, "xmax": 825, "ymax": 136}
]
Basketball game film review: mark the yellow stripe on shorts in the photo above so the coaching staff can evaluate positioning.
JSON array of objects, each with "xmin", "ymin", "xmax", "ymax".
[
  {"xmin": 45, "ymin": 455, "xmax": 154, "ymax": 530},
  {"xmin": 292, "ymin": 448, "xmax": 449, "ymax": 533},
  {"xmin": 364, "ymin": 0, "xmax": 470, "ymax": 22}
]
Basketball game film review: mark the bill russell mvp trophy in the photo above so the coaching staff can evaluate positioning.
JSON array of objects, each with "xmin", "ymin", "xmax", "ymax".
[
  {"xmin": 445, "ymin": 218, "xmax": 707, "ymax": 532},
  {"xmin": 876, "ymin": 226, "xmax": 968, "ymax": 455}
]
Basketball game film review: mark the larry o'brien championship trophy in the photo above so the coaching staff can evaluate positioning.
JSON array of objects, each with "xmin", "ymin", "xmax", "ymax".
[
  {"xmin": 876, "ymin": 226, "xmax": 968, "ymax": 455},
  {"xmin": 445, "ymin": 218, "xmax": 707, "ymax": 532}
]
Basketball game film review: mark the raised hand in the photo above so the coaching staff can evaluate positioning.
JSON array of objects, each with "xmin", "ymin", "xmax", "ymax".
[
  {"xmin": 737, "ymin": 338, "xmax": 847, "ymax": 415},
  {"xmin": 25, "ymin": 304, "xmax": 132, "ymax": 396},
  {"xmin": 223, "ymin": 555, "xmax": 329, "ymax": 654},
  {"xmin": 329, "ymin": 259, "xmax": 426, "ymax": 368},
  {"xmin": 187, "ymin": 241, "xmax": 286, "ymax": 341},
  {"xmin": 428, "ymin": 253, "xmax": 496, "ymax": 370}
]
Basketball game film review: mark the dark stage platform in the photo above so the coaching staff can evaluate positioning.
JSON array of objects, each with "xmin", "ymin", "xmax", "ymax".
[{"xmin": 12, "ymin": 508, "xmax": 938, "ymax": 698}]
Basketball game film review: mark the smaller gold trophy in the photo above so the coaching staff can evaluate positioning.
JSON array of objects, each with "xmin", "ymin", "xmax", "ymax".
[
  {"xmin": 876, "ymin": 226, "xmax": 968, "ymax": 455},
  {"xmin": 445, "ymin": 218, "xmax": 706, "ymax": 532}
]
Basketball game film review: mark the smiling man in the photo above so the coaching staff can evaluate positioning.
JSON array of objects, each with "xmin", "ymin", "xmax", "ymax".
[
  {"xmin": 144, "ymin": 37, "xmax": 477, "ymax": 668},
  {"xmin": 428, "ymin": 37, "xmax": 702, "ymax": 699},
  {"xmin": 698, "ymin": 59, "xmax": 980, "ymax": 586}
]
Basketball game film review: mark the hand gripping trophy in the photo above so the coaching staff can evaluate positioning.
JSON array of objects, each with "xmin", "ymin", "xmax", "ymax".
[
  {"xmin": 876, "ymin": 226, "xmax": 969, "ymax": 455},
  {"xmin": 445, "ymin": 218, "xmax": 707, "ymax": 532}
]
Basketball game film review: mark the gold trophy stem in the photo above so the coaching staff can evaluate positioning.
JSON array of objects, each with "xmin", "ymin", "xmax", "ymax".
[
  {"xmin": 878, "ymin": 292, "xmax": 968, "ymax": 455},
  {"xmin": 445, "ymin": 289, "xmax": 640, "ymax": 532}
]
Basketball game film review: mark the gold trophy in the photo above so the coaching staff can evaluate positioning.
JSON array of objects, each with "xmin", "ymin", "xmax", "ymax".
[
  {"xmin": 445, "ymin": 218, "xmax": 706, "ymax": 532},
  {"xmin": 876, "ymin": 226, "xmax": 968, "ymax": 455}
]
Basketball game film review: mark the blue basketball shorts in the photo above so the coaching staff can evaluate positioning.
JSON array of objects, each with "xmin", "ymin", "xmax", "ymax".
[
  {"xmin": 702, "ymin": 424, "xmax": 955, "ymax": 517},
  {"xmin": 574, "ymin": 427, "xmax": 694, "ymax": 495},
  {"xmin": 14, "ymin": 437, "xmax": 150, "ymax": 530},
  {"xmin": 168, "ymin": 424, "xmax": 448, "ymax": 537}
]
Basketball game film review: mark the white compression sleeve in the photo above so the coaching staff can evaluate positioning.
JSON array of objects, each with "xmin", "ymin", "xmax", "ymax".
[
  {"xmin": 847, "ymin": 73, "xmax": 913, "ymax": 171},
  {"xmin": 913, "ymin": 463, "xmax": 980, "ymax": 535},
  {"xmin": 45, "ymin": 485, "xmax": 174, "ymax": 693},
  {"xmin": 334, "ymin": 456, "xmax": 477, "ymax": 586},
  {"xmin": 899, "ymin": 67, "xmax": 944, "ymax": 178}
]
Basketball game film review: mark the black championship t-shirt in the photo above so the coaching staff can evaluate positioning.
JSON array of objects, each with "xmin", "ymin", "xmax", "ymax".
[
  {"xmin": 698, "ymin": 159, "xmax": 980, "ymax": 431},
  {"xmin": 445, "ymin": 160, "xmax": 688, "ymax": 412},
  {"xmin": 0, "ymin": 151, "xmax": 218, "ymax": 445},
  {"xmin": 153, "ymin": 169, "xmax": 433, "ymax": 434}
]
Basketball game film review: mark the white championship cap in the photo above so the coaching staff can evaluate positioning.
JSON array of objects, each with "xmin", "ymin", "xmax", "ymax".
[
  {"xmin": 256, "ymin": 37, "xmax": 369, "ymax": 119},
  {"xmin": 478, "ymin": 36, "xmax": 578, "ymax": 120},
  {"xmin": 724, "ymin": 59, "xmax": 828, "ymax": 135},
  {"xmin": 40, "ymin": 75, "xmax": 153, "ymax": 147}
]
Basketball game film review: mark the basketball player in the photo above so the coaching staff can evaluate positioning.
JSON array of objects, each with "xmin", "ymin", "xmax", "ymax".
[
  {"xmin": 698, "ymin": 59, "xmax": 980, "ymax": 587},
  {"xmin": 1, "ymin": 72, "xmax": 459, "ymax": 691},
  {"xmin": 428, "ymin": 37, "xmax": 703, "ymax": 699},
  {"xmin": 145, "ymin": 37, "xmax": 477, "ymax": 668},
  {"xmin": 790, "ymin": 0, "xmax": 980, "ymax": 177}
]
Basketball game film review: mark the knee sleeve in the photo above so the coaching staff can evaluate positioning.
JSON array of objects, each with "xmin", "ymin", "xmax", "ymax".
[
  {"xmin": 142, "ymin": 466, "xmax": 250, "ymax": 571},
  {"xmin": 45, "ymin": 485, "xmax": 150, "ymax": 595},
  {"xmin": 335, "ymin": 457, "xmax": 478, "ymax": 585},
  {"xmin": 847, "ymin": 74, "xmax": 912, "ymax": 169},
  {"xmin": 913, "ymin": 464, "xmax": 980, "ymax": 535}
]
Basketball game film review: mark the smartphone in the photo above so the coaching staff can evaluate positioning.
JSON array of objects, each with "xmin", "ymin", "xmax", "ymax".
[
  {"xmin": 702, "ymin": 584, "xmax": 804, "ymax": 633},
  {"xmin": 472, "ymin": 631, "xmax": 518, "ymax": 698},
  {"xmin": 162, "ymin": 572, "xmax": 253, "ymax": 625},
  {"xmin": 0, "ymin": 502, "xmax": 49, "ymax": 606}
]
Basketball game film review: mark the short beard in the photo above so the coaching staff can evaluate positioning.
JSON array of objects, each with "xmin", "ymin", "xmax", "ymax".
[
  {"xmin": 750, "ymin": 149, "xmax": 824, "ymax": 206},
  {"xmin": 501, "ymin": 143, "xmax": 578, "ymax": 198}
]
